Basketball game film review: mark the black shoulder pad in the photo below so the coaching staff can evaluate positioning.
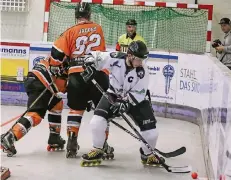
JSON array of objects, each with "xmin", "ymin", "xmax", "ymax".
[{"xmin": 110, "ymin": 52, "xmax": 126, "ymax": 59}]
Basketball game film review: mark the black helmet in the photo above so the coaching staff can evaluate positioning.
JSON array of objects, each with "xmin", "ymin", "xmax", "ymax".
[
  {"xmin": 75, "ymin": 2, "xmax": 91, "ymax": 19},
  {"xmin": 127, "ymin": 41, "xmax": 149, "ymax": 59},
  {"xmin": 219, "ymin": 18, "xmax": 231, "ymax": 25},
  {"xmin": 126, "ymin": 19, "xmax": 137, "ymax": 26}
]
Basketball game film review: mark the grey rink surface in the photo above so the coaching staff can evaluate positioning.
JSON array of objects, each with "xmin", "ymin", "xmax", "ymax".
[{"xmin": 1, "ymin": 105, "xmax": 206, "ymax": 180}]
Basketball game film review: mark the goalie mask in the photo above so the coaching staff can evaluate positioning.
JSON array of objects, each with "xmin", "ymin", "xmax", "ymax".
[{"xmin": 75, "ymin": 2, "xmax": 91, "ymax": 19}]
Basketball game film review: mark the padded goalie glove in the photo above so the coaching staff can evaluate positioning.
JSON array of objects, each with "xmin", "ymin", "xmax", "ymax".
[
  {"xmin": 81, "ymin": 62, "xmax": 97, "ymax": 83},
  {"xmin": 110, "ymin": 99, "xmax": 130, "ymax": 116}
]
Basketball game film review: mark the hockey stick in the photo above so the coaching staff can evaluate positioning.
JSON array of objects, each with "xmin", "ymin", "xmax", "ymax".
[
  {"xmin": 91, "ymin": 78, "xmax": 191, "ymax": 173},
  {"xmin": 90, "ymin": 104, "xmax": 185, "ymax": 158},
  {"xmin": 0, "ymin": 115, "xmax": 22, "ymax": 127},
  {"xmin": 227, "ymin": 150, "xmax": 231, "ymax": 159},
  {"xmin": 110, "ymin": 119, "xmax": 186, "ymax": 158}
]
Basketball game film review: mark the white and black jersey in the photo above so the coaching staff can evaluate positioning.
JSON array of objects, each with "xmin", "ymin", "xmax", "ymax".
[{"xmin": 91, "ymin": 51, "xmax": 149, "ymax": 105}]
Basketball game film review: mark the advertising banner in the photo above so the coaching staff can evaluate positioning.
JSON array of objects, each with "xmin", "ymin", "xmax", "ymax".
[
  {"xmin": 147, "ymin": 54, "xmax": 178, "ymax": 104},
  {"xmin": 29, "ymin": 43, "xmax": 52, "ymax": 71},
  {"xmin": 175, "ymin": 54, "xmax": 211, "ymax": 108},
  {"xmin": 0, "ymin": 42, "xmax": 30, "ymax": 81}
]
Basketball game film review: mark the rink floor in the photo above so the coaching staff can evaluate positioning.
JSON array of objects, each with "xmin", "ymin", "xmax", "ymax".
[{"xmin": 1, "ymin": 105, "xmax": 206, "ymax": 180}]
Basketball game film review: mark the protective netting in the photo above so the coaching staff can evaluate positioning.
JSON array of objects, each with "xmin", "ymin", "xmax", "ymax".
[{"xmin": 48, "ymin": 2, "xmax": 208, "ymax": 53}]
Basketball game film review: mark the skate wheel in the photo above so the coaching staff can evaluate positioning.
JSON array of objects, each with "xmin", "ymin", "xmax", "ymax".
[
  {"xmin": 80, "ymin": 161, "xmax": 88, "ymax": 167},
  {"xmin": 105, "ymin": 156, "xmax": 110, "ymax": 160},
  {"xmin": 7, "ymin": 153, "xmax": 13, "ymax": 157},
  {"xmin": 94, "ymin": 160, "xmax": 101, "ymax": 166},
  {"xmin": 80, "ymin": 160, "xmax": 101, "ymax": 167},
  {"xmin": 47, "ymin": 145, "xmax": 51, "ymax": 151},
  {"xmin": 66, "ymin": 152, "xmax": 77, "ymax": 158},
  {"xmin": 109, "ymin": 154, "xmax": 114, "ymax": 159},
  {"xmin": 103, "ymin": 154, "xmax": 114, "ymax": 160}
]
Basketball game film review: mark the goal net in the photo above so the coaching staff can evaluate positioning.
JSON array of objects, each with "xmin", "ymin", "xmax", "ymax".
[{"xmin": 46, "ymin": 1, "xmax": 211, "ymax": 53}]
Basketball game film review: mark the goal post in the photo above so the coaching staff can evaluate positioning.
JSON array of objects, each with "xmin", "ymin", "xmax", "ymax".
[{"xmin": 43, "ymin": 0, "xmax": 213, "ymax": 53}]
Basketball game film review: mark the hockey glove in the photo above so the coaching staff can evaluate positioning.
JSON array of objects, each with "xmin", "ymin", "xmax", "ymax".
[
  {"xmin": 81, "ymin": 63, "xmax": 96, "ymax": 83},
  {"xmin": 86, "ymin": 101, "xmax": 94, "ymax": 112},
  {"xmin": 110, "ymin": 99, "xmax": 130, "ymax": 116}
]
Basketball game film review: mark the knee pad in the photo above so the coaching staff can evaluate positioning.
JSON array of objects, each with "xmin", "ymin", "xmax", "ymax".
[
  {"xmin": 12, "ymin": 117, "xmax": 32, "ymax": 140},
  {"xmin": 90, "ymin": 115, "xmax": 107, "ymax": 132},
  {"xmin": 12, "ymin": 114, "xmax": 42, "ymax": 140},
  {"xmin": 24, "ymin": 112, "xmax": 42, "ymax": 127},
  {"xmin": 141, "ymin": 128, "xmax": 159, "ymax": 155}
]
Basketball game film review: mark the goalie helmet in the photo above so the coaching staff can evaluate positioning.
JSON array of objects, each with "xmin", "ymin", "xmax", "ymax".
[
  {"xmin": 127, "ymin": 41, "xmax": 149, "ymax": 59},
  {"xmin": 75, "ymin": 2, "xmax": 91, "ymax": 19}
]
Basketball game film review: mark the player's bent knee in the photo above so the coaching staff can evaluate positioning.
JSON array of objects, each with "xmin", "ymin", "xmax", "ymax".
[
  {"xmin": 49, "ymin": 100, "xmax": 63, "ymax": 115},
  {"xmin": 24, "ymin": 112, "xmax": 42, "ymax": 127}
]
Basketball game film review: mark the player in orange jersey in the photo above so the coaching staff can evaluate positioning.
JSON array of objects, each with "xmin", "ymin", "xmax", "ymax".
[
  {"xmin": 1, "ymin": 58, "xmax": 68, "ymax": 157},
  {"xmin": 50, "ymin": 2, "xmax": 111, "ymax": 158}
]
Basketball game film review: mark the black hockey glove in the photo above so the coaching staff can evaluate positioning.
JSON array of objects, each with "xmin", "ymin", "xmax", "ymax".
[
  {"xmin": 81, "ymin": 63, "xmax": 96, "ymax": 83},
  {"xmin": 86, "ymin": 101, "xmax": 94, "ymax": 112},
  {"xmin": 49, "ymin": 66, "xmax": 64, "ymax": 77},
  {"xmin": 110, "ymin": 99, "xmax": 130, "ymax": 116}
]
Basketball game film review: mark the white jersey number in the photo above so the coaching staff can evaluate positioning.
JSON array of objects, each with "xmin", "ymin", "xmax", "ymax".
[{"xmin": 74, "ymin": 34, "xmax": 101, "ymax": 55}]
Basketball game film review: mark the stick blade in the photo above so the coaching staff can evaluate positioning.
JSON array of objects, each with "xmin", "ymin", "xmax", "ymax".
[
  {"xmin": 168, "ymin": 165, "xmax": 192, "ymax": 173},
  {"xmin": 156, "ymin": 146, "xmax": 186, "ymax": 158}
]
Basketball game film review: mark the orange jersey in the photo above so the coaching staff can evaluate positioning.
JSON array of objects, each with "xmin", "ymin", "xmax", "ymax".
[
  {"xmin": 51, "ymin": 21, "xmax": 106, "ymax": 74},
  {"xmin": 31, "ymin": 58, "xmax": 67, "ymax": 94}
]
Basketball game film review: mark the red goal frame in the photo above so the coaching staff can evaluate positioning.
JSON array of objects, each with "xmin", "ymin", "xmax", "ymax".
[{"xmin": 43, "ymin": 0, "xmax": 213, "ymax": 52}]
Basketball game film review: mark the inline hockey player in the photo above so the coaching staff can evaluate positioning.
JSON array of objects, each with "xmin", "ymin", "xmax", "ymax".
[
  {"xmin": 80, "ymin": 40, "xmax": 164, "ymax": 166},
  {"xmin": 1, "ymin": 57, "xmax": 68, "ymax": 156},
  {"xmin": 50, "ymin": 2, "xmax": 112, "ymax": 158}
]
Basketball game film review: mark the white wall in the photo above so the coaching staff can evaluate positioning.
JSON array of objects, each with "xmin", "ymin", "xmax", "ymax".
[{"xmin": 1, "ymin": 0, "xmax": 45, "ymax": 41}]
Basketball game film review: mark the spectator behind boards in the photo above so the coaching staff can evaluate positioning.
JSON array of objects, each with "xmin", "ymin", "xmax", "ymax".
[
  {"xmin": 116, "ymin": 19, "xmax": 146, "ymax": 53},
  {"xmin": 212, "ymin": 18, "xmax": 231, "ymax": 70}
]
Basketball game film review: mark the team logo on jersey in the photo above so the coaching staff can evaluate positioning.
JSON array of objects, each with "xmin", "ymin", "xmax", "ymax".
[
  {"xmin": 110, "ymin": 61, "xmax": 121, "ymax": 68},
  {"xmin": 136, "ymin": 67, "xmax": 145, "ymax": 79},
  {"xmin": 33, "ymin": 56, "xmax": 45, "ymax": 66}
]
